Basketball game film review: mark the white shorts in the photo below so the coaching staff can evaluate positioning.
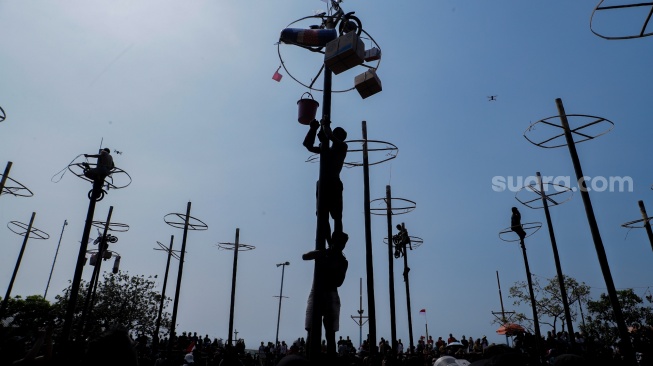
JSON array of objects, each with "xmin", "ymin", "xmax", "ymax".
[{"xmin": 305, "ymin": 288, "xmax": 340, "ymax": 332}]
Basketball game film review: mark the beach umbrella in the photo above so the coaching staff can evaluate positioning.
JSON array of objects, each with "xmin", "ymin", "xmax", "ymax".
[{"xmin": 496, "ymin": 323, "xmax": 526, "ymax": 336}]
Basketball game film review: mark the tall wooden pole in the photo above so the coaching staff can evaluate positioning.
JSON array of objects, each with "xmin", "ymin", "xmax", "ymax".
[
  {"xmin": 169, "ymin": 202, "xmax": 192, "ymax": 352},
  {"xmin": 0, "ymin": 161, "xmax": 12, "ymax": 199},
  {"xmin": 62, "ymin": 179, "xmax": 103, "ymax": 345},
  {"xmin": 0, "ymin": 212, "xmax": 36, "ymax": 319},
  {"xmin": 536, "ymin": 172, "xmax": 575, "ymax": 344},
  {"xmin": 386, "ymin": 185, "xmax": 397, "ymax": 352},
  {"xmin": 638, "ymin": 200, "xmax": 653, "ymax": 253},
  {"xmin": 154, "ymin": 235, "xmax": 174, "ymax": 347},
  {"xmin": 556, "ymin": 98, "xmax": 635, "ymax": 365},
  {"xmin": 227, "ymin": 228, "xmax": 240, "ymax": 346},
  {"xmin": 362, "ymin": 121, "xmax": 377, "ymax": 355}
]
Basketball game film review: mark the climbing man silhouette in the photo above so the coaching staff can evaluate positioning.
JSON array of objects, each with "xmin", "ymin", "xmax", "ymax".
[
  {"xmin": 83, "ymin": 148, "xmax": 114, "ymax": 182},
  {"xmin": 510, "ymin": 207, "xmax": 527, "ymax": 243},
  {"xmin": 303, "ymin": 119, "xmax": 348, "ymax": 243}
]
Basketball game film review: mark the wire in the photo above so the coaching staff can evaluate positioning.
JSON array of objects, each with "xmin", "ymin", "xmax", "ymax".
[{"xmin": 51, "ymin": 154, "xmax": 86, "ymax": 183}]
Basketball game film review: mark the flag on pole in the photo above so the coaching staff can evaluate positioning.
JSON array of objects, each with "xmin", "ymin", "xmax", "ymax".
[
  {"xmin": 272, "ymin": 66, "xmax": 283, "ymax": 82},
  {"xmin": 185, "ymin": 341, "xmax": 196, "ymax": 353},
  {"xmin": 419, "ymin": 309, "xmax": 426, "ymax": 314}
]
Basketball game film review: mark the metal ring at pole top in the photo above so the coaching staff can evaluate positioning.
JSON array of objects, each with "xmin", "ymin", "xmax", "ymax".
[
  {"xmin": 523, "ymin": 114, "xmax": 614, "ymax": 149},
  {"xmin": 163, "ymin": 213, "xmax": 209, "ymax": 231},
  {"xmin": 277, "ymin": 14, "xmax": 381, "ymax": 93},
  {"xmin": 515, "ymin": 182, "xmax": 574, "ymax": 210},
  {"xmin": 154, "ymin": 241, "xmax": 182, "ymax": 260},
  {"xmin": 216, "ymin": 243, "xmax": 256, "ymax": 251},
  {"xmin": 91, "ymin": 221, "xmax": 130, "ymax": 232},
  {"xmin": 369, "ymin": 197, "xmax": 416, "ymax": 216},
  {"xmin": 590, "ymin": 0, "xmax": 653, "ymax": 40},
  {"xmin": 0, "ymin": 175, "xmax": 34, "ymax": 198},
  {"xmin": 383, "ymin": 236, "xmax": 423, "ymax": 249},
  {"xmin": 306, "ymin": 139, "xmax": 398, "ymax": 167},
  {"xmin": 498, "ymin": 222, "xmax": 543, "ymax": 242},
  {"xmin": 68, "ymin": 162, "xmax": 132, "ymax": 190},
  {"xmin": 621, "ymin": 217, "xmax": 653, "ymax": 229},
  {"xmin": 7, "ymin": 221, "xmax": 50, "ymax": 239}
]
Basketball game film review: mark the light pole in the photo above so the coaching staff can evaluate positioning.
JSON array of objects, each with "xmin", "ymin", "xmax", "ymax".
[
  {"xmin": 44, "ymin": 219, "xmax": 68, "ymax": 299},
  {"xmin": 275, "ymin": 261, "xmax": 290, "ymax": 349}
]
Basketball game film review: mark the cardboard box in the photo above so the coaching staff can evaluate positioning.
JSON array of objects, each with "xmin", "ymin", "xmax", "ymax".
[
  {"xmin": 324, "ymin": 32, "xmax": 365, "ymax": 75},
  {"xmin": 355, "ymin": 69, "xmax": 382, "ymax": 99},
  {"xmin": 364, "ymin": 47, "xmax": 381, "ymax": 62}
]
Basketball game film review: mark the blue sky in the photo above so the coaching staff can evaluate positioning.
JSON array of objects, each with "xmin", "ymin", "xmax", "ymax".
[{"xmin": 2, "ymin": 0, "xmax": 653, "ymax": 348}]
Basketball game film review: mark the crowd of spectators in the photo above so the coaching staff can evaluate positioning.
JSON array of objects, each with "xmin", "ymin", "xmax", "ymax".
[{"xmin": 3, "ymin": 326, "xmax": 653, "ymax": 365}]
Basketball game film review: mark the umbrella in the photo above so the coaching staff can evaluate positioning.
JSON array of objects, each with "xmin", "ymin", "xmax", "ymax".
[
  {"xmin": 434, "ymin": 356, "xmax": 471, "ymax": 366},
  {"xmin": 496, "ymin": 323, "xmax": 526, "ymax": 336},
  {"xmin": 446, "ymin": 342, "xmax": 464, "ymax": 348}
]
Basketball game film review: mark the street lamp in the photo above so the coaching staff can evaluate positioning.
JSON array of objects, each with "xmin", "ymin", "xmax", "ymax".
[{"xmin": 275, "ymin": 261, "xmax": 290, "ymax": 350}]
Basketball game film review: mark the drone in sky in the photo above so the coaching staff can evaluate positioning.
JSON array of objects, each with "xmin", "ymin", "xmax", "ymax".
[{"xmin": 488, "ymin": 95, "xmax": 498, "ymax": 101}]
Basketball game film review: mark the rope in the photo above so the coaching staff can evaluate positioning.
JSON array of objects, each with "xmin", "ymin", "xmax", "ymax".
[{"xmin": 51, "ymin": 154, "xmax": 86, "ymax": 183}]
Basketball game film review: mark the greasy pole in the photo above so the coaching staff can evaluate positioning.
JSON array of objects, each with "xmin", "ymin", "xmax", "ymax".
[
  {"xmin": 79, "ymin": 206, "xmax": 114, "ymax": 338},
  {"xmin": 536, "ymin": 172, "xmax": 575, "ymax": 346},
  {"xmin": 519, "ymin": 237, "xmax": 543, "ymax": 362},
  {"xmin": 169, "ymin": 202, "xmax": 192, "ymax": 353},
  {"xmin": 227, "ymin": 228, "xmax": 240, "ymax": 346},
  {"xmin": 402, "ymin": 240, "xmax": 414, "ymax": 352},
  {"xmin": 0, "ymin": 161, "xmax": 12, "ymax": 199},
  {"xmin": 62, "ymin": 178, "xmax": 104, "ymax": 348},
  {"xmin": 638, "ymin": 200, "xmax": 653, "ymax": 253},
  {"xmin": 386, "ymin": 185, "xmax": 397, "ymax": 352},
  {"xmin": 155, "ymin": 235, "xmax": 174, "ymax": 348},
  {"xmin": 0, "ymin": 212, "xmax": 36, "ymax": 319},
  {"xmin": 308, "ymin": 64, "xmax": 332, "ymax": 361},
  {"xmin": 362, "ymin": 121, "xmax": 377, "ymax": 355},
  {"xmin": 556, "ymin": 98, "xmax": 636, "ymax": 365}
]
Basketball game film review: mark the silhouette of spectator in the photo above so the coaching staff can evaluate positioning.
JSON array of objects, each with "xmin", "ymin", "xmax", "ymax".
[
  {"xmin": 303, "ymin": 119, "xmax": 348, "ymax": 243},
  {"xmin": 83, "ymin": 148, "xmax": 114, "ymax": 182},
  {"xmin": 82, "ymin": 327, "xmax": 138, "ymax": 366},
  {"xmin": 510, "ymin": 207, "xmax": 527, "ymax": 242},
  {"xmin": 10, "ymin": 325, "xmax": 53, "ymax": 365}
]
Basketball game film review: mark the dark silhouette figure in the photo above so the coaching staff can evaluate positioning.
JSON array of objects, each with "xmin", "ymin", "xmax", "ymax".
[
  {"xmin": 82, "ymin": 327, "xmax": 138, "ymax": 366},
  {"xmin": 83, "ymin": 148, "xmax": 114, "ymax": 182},
  {"xmin": 393, "ymin": 223, "xmax": 412, "ymax": 282},
  {"xmin": 392, "ymin": 223, "xmax": 411, "ymax": 259},
  {"xmin": 303, "ymin": 119, "xmax": 348, "ymax": 243},
  {"xmin": 511, "ymin": 207, "xmax": 527, "ymax": 242},
  {"xmin": 303, "ymin": 231, "xmax": 349, "ymax": 357}
]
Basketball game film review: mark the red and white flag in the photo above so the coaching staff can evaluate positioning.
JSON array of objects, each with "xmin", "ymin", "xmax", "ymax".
[{"xmin": 185, "ymin": 341, "xmax": 196, "ymax": 353}]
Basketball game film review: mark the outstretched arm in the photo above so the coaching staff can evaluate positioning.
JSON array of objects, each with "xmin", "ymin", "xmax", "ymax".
[{"xmin": 303, "ymin": 119, "xmax": 321, "ymax": 154}]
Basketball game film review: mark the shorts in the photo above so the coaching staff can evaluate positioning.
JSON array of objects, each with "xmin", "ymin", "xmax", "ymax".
[{"xmin": 305, "ymin": 287, "xmax": 340, "ymax": 332}]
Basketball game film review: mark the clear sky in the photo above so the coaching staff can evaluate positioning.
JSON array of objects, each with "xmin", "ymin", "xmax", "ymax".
[{"xmin": 2, "ymin": 0, "xmax": 653, "ymax": 349}]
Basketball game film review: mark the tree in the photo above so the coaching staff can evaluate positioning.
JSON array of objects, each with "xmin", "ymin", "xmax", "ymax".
[
  {"xmin": 584, "ymin": 288, "xmax": 653, "ymax": 345},
  {"xmin": 507, "ymin": 274, "xmax": 591, "ymax": 334},
  {"xmin": 0, "ymin": 295, "xmax": 54, "ymax": 329},
  {"xmin": 54, "ymin": 271, "xmax": 172, "ymax": 340}
]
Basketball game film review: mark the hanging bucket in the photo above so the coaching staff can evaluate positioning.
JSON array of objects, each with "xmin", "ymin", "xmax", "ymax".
[{"xmin": 297, "ymin": 92, "xmax": 319, "ymax": 125}]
